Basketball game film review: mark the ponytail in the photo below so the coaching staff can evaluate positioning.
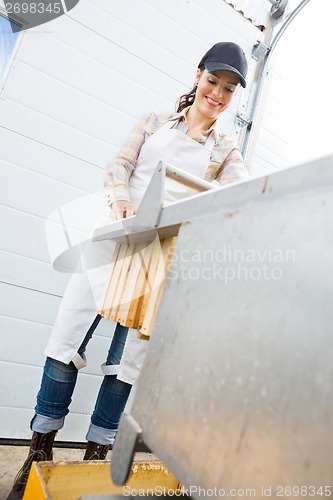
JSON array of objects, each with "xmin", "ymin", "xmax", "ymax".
[
  {"xmin": 175, "ymin": 67, "xmax": 204, "ymax": 113},
  {"xmin": 176, "ymin": 83, "xmax": 197, "ymax": 113}
]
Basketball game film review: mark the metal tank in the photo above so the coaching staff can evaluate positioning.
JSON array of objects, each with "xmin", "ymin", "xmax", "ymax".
[{"xmin": 95, "ymin": 155, "xmax": 333, "ymax": 498}]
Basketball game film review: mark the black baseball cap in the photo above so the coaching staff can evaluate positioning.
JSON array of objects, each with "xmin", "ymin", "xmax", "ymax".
[{"xmin": 198, "ymin": 42, "xmax": 248, "ymax": 88}]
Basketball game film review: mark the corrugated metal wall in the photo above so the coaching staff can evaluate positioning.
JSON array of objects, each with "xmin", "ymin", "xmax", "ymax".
[
  {"xmin": 224, "ymin": 0, "xmax": 270, "ymax": 28},
  {"xmin": 0, "ymin": 0, "xmax": 266, "ymax": 441}
]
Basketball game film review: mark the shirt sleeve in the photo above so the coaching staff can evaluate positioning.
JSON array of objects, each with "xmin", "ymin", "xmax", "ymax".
[
  {"xmin": 216, "ymin": 147, "xmax": 250, "ymax": 186},
  {"xmin": 103, "ymin": 113, "xmax": 151, "ymax": 206}
]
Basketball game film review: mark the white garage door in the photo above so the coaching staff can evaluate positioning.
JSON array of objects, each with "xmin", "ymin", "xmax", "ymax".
[{"xmin": 0, "ymin": 0, "xmax": 269, "ymax": 442}]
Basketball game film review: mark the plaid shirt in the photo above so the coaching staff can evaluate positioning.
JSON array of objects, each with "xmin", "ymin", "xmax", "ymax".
[{"xmin": 104, "ymin": 107, "xmax": 249, "ymax": 205}]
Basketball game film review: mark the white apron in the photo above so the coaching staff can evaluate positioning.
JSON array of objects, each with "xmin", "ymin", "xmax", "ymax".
[{"xmin": 45, "ymin": 120, "xmax": 215, "ymax": 384}]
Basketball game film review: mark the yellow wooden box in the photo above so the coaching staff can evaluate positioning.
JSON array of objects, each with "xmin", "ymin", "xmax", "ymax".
[{"xmin": 23, "ymin": 459, "xmax": 181, "ymax": 499}]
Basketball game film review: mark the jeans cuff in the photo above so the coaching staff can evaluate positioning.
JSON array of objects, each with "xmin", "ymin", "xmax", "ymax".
[
  {"xmin": 86, "ymin": 423, "xmax": 117, "ymax": 446},
  {"xmin": 31, "ymin": 413, "xmax": 65, "ymax": 433}
]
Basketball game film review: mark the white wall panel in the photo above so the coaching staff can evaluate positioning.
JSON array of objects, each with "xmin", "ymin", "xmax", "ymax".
[
  {"xmin": 1, "ymin": 316, "xmax": 56, "ymax": 366},
  {"xmin": 0, "ymin": 127, "xmax": 102, "ymax": 192},
  {"xmin": 16, "ymin": 31, "xmax": 175, "ymax": 113},
  {"xmin": 38, "ymin": 14, "xmax": 184, "ymax": 106},
  {"xmin": 94, "ymin": 0, "xmax": 206, "ymax": 67},
  {"xmin": 0, "ymin": 250, "xmax": 69, "ymax": 296},
  {"xmin": 1, "ymin": 315, "xmax": 115, "ymax": 372},
  {"xmin": 0, "ymin": 99, "xmax": 115, "ymax": 166},
  {"xmin": 0, "ymin": 0, "xmax": 267, "ymax": 441},
  {"xmin": 0, "ymin": 282, "xmax": 59, "ymax": 326},
  {"xmin": 0, "ymin": 160, "xmax": 86, "ymax": 217},
  {"xmin": 144, "ymin": 0, "xmax": 259, "ymax": 47},
  {"xmin": 65, "ymin": 0, "xmax": 191, "ymax": 88},
  {"xmin": 1, "ymin": 208, "xmax": 51, "ymax": 264},
  {"xmin": 3, "ymin": 63, "xmax": 153, "ymax": 147}
]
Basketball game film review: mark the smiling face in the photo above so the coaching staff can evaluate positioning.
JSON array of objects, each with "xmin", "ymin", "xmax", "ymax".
[{"xmin": 193, "ymin": 68, "xmax": 240, "ymax": 120}]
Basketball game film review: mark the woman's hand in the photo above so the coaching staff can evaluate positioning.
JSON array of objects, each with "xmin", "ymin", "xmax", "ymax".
[{"xmin": 111, "ymin": 200, "xmax": 137, "ymax": 220}]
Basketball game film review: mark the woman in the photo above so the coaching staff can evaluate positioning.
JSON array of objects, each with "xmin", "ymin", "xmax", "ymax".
[{"xmin": 7, "ymin": 41, "xmax": 249, "ymax": 499}]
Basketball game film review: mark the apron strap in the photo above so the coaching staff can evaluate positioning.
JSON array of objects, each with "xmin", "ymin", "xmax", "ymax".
[
  {"xmin": 162, "ymin": 120, "xmax": 178, "ymax": 130},
  {"xmin": 163, "ymin": 119, "xmax": 216, "ymax": 154},
  {"xmin": 204, "ymin": 130, "xmax": 216, "ymax": 154}
]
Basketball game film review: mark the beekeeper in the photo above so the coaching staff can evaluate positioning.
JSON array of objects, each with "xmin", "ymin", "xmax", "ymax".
[{"xmin": 8, "ymin": 41, "xmax": 249, "ymax": 500}]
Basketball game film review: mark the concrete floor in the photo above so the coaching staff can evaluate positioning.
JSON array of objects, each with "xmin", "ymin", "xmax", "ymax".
[
  {"xmin": 0, "ymin": 445, "xmax": 155, "ymax": 499},
  {"xmin": 0, "ymin": 445, "xmax": 85, "ymax": 499}
]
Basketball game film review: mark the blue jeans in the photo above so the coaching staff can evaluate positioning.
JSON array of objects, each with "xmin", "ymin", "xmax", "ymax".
[{"xmin": 33, "ymin": 316, "xmax": 131, "ymax": 441}]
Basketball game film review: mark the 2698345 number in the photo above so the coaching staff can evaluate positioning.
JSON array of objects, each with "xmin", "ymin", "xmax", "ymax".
[
  {"xmin": 276, "ymin": 485, "xmax": 332, "ymax": 497},
  {"xmin": 5, "ymin": 3, "xmax": 62, "ymax": 14}
]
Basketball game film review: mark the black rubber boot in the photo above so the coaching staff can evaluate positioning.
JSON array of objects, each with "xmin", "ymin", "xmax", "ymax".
[
  {"xmin": 83, "ymin": 441, "xmax": 112, "ymax": 460},
  {"xmin": 6, "ymin": 430, "xmax": 57, "ymax": 499}
]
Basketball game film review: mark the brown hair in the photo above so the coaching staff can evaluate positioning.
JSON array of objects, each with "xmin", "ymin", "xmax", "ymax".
[
  {"xmin": 175, "ymin": 66, "xmax": 203, "ymax": 113},
  {"xmin": 176, "ymin": 83, "xmax": 197, "ymax": 113}
]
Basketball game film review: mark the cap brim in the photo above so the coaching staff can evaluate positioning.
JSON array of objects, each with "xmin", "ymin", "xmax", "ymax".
[{"xmin": 205, "ymin": 63, "xmax": 246, "ymax": 88}]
